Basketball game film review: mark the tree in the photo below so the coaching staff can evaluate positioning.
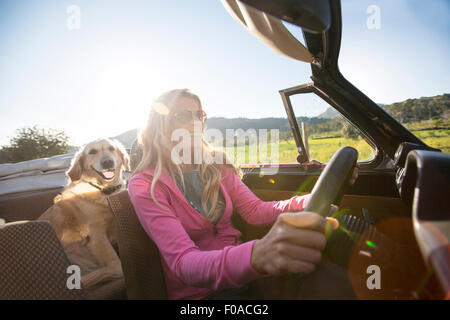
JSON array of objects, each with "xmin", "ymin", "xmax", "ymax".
[
  {"xmin": 341, "ymin": 122, "xmax": 360, "ymax": 139},
  {"xmin": 0, "ymin": 126, "xmax": 71, "ymax": 164}
]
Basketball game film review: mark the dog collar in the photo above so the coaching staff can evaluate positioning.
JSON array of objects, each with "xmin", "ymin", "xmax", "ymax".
[{"xmin": 88, "ymin": 182, "xmax": 122, "ymax": 195}]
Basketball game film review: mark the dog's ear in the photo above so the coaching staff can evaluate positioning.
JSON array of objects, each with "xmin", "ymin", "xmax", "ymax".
[
  {"xmin": 113, "ymin": 140, "xmax": 131, "ymax": 171},
  {"xmin": 67, "ymin": 146, "xmax": 85, "ymax": 182}
]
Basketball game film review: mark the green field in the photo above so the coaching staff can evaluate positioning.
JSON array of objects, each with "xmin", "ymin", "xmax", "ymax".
[
  {"xmin": 410, "ymin": 129, "xmax": 450, "ymax": 152},
  {"xmin": 220, "ymin": 128, "xmax": 450, "ymax": 164}
]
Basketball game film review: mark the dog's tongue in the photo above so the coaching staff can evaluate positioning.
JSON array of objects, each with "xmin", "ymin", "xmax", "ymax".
[{"xmin": 103, "ymin": 170, "xmax": 115, "ymax": 179}]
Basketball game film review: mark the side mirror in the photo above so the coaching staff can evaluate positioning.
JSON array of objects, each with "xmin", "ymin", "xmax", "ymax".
[{"xmin": 240, "ymin": 0, "xmax": 331, "ymax": 34}]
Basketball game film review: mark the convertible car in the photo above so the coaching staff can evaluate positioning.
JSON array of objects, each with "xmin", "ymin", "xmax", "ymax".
[{"xmin": 0, "ymin": 0, "xmax": 448, "ymax": 300}]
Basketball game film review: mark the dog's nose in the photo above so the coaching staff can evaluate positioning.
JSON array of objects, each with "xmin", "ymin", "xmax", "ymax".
[{"xmin": 101, "ymin": 158, "xmax": 115, "ymax": 169}]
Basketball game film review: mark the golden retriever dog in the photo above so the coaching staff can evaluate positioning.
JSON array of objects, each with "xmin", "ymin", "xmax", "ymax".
[{"xmin": 39, "ymin": 138, "xmax": 130, "ymax": 290}]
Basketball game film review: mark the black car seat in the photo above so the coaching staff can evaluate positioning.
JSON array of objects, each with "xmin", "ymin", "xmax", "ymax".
[
  {"xmin": 107, "ymin": 190, "xmax": 168, "ymax": 299},
  {"xmin": 0, "ymin": 220, "xmax": 86, "ymax": 299}
]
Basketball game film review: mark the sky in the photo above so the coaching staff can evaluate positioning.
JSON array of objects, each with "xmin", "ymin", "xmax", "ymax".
[{"xmin": 0, "ymin": 0, "xmax": 449, "ymax": 146}]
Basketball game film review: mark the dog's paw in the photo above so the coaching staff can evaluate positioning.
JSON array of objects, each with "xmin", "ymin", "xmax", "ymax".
[{"xmin": 81, "ymin": 266, "xmax": 123, "ymax": 289}]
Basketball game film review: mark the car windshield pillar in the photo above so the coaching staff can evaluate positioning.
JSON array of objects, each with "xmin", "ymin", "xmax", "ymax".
[{"xmin": 279, "ymin": 83, "xmax": 317, "ymax": 164}]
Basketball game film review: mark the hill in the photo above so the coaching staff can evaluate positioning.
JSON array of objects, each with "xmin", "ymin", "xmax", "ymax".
[
  {"xmin": 381, "ymin": 94, "xmax": 449, "ymax": 123},
  {"xmin": 317, "ymin": 107, "xmax": 340, "ymax": 119},
  {"xmin": 111, "ymin": 128, "xmax": 138, "ymax": 149}
]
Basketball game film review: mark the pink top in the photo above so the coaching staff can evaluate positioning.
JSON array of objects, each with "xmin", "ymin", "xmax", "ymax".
[{"xmin": 128, "ymin": 166, "xmax": 311, "ymax": 300}]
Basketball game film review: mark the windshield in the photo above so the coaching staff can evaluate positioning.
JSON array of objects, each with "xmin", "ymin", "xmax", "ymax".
[{"xmin": 290, "ymin": 92, "xmax": 376, "ymax": 163}]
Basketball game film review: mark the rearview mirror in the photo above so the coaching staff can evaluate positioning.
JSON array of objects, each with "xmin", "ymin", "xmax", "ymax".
[{"xmin": 239, "ymin": 0, "xmax": 331, "ymax": 34}]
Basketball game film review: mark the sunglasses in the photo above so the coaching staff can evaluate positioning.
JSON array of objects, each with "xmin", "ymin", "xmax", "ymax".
[{"xmin": 172, "ymin": 110, "xmax": 207, "ymax": 123}]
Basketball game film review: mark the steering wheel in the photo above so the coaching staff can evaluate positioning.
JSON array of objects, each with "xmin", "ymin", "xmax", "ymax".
[{"xmin": 305, "ymin": 146, "xmax": 358, "ymax": 217}]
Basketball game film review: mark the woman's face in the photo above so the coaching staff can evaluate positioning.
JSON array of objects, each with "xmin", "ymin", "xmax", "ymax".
[{"xmin": 170, "ymin": 96, "xmax": 205, "ymax": 135}]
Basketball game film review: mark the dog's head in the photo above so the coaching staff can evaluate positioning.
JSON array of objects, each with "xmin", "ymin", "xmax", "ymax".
[{"xmin": 67, "ymin": 138, "xmax": 130, "ymax": 188}]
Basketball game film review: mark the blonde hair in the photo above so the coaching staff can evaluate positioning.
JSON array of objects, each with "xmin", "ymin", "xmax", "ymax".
[{"xmin": 133, "ymin": 89, "xmax": 241, "ymax": 223}]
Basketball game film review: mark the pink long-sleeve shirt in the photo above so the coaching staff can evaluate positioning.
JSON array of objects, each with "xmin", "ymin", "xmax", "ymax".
[{"xmin": 128, "ymin": 166, "xmax": 311, "ymax": 300}]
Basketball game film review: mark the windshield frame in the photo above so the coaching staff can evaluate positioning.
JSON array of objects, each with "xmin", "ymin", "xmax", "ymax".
[{"xmin": 280, "ymin": 82, "xmax": 381, "ymax": 167}]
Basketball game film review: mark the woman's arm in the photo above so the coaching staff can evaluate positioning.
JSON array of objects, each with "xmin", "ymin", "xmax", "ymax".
[
  {"xmin": 223, "ymin": 170, "xmax": 311, "ymax": 226},
  {"xmin": 128, "ymin": 177, "xmax": 267, "ymax": 291}
]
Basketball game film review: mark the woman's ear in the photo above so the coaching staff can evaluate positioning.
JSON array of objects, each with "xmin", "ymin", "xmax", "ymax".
[
  {"xmin": 67, "ymin": 146, "xmax": 86, "ymax": 182},
  {"xmin": 114, "ymin": 139, "xmax": 131, "ymax": 171}
]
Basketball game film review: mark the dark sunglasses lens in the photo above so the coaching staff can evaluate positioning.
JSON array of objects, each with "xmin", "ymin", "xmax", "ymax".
[
  {"xmin": 175, "ymin": 110, "xmax": 193, "ymax": 123},
  {"xmin": 174, "ymin": 110, "xmax": 206, "ymax": 123}
]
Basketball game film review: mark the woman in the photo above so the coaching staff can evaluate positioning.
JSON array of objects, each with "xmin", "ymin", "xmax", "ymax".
[{"xmin": 128, "ymin": 89, "xmax": 358, "ymax": 300}]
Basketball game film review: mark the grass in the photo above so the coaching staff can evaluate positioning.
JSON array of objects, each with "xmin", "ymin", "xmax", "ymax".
[
  {"xmin": 216, "ymin": 128, "xmax": 449, "ymax": 164},
  {"xmin": 411, "ymin": 129, "xmax": 450, "ymax": 153},
  {"xmin": 307, "ymin": 136, "xmax": 375, "ymax": 163}
]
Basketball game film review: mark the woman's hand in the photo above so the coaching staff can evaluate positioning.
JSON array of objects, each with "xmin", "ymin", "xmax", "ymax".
[
  {"xmin": 252, "ymin": 165, "xmax": 359, "ymax": 276},
  {"xmin": 251, "ymin": 211, "xmax": 338, "ymax": 276}
]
